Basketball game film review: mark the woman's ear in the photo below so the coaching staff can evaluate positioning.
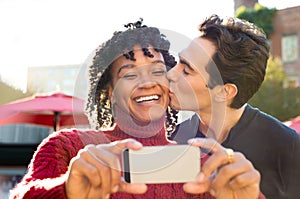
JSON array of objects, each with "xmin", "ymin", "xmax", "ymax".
[
  {"xmin": 107, "ymin": 85, "xmax": 116, "ymax": 104},
  {"xmin": 213, "ymin": 83, "xmax": 238, "ymax": 102}
]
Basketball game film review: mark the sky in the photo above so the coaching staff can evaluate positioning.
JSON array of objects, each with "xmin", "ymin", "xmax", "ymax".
[{"xmin": 0, "ymin": 0, "xmax": 299, "ymax": 91}]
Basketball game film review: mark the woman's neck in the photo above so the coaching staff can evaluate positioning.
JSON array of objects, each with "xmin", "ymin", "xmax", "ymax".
[{"xmin": 114, "ymin": 105, "xmax": 166, "ymax": 139}]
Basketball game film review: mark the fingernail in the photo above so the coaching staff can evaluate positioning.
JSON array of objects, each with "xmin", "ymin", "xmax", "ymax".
[
  {"xmin": 112, "ymin": 185, "xmax": 119, "ymax": 193},
  {"xmin": 132, "ymin": 140, "xmax": 142, "ymax": 147},
  {"xmin": 197, "ymin": 172, "xmax": 205, "ymax": 182},
  {"xmin": 188, "ymin": 138, "xmax": 198, "ymax": 144}
]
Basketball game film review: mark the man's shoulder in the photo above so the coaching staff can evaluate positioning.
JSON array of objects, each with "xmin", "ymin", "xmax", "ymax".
[
  {"xmin": 177, "ymin": 112, "xmax": 199, "ymax": 127},
  {"xmin": 171, "ymin": 112, "xmax": 199, "ymax": 143},
  {"xmin": 243, "ymin": 104, "xmax": 299, "ymax": 139}
]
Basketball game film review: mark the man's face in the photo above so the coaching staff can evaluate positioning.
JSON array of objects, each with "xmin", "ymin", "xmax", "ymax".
[
  {"xmin": 109, "ymin": 45, "xmax": 169, "ymax": 122},
  {"xmin": 167, "ymin": 37, "xmax": 217, "ymax": 113}
]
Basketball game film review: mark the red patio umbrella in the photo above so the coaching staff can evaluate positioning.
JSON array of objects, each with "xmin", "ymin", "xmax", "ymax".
[
  {"xmin": 284, "ymin": 116, "xmax": 300, "ymax": 134},
  {"xmin": 0, "ymin": 92, "xmax": 90, "ymax": 131}
]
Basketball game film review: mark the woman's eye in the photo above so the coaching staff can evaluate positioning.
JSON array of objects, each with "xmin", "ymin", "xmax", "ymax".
[
  {"xmin": 122, "ymin": 73, "xmax": 137, "ymax": 79},
  {"xmin": 152, "ymin": 70, "xmax": 166, "ymax": 76}
]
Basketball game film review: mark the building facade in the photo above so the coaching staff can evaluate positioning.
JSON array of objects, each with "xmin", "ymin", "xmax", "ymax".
[
  {"xmin": 269, "ymin": 6, "xmax": 300, "ymax": 86},
  {"xmin": 27, "ymin": 64, "xmax": 88, "ymax": 98}
]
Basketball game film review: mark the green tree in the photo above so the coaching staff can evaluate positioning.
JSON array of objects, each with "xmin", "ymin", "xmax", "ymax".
[
  {"xmin": 0, "ymin": 80, "xmax": 32, "ymax": 105},
  {"xmin": 249, "ymin": 56, "xmax": 300, "ymax": 121},
  {"xmin": 235, "ymin": 4, "xmax": 276, "ymax": 37}
]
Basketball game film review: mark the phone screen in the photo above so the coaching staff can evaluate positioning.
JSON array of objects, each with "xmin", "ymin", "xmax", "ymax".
[{"xmin": 122, "ymin": 145, "xmax": 200, "ymax": 184}]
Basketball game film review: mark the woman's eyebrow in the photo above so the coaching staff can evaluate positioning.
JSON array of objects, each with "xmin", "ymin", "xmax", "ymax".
[
  {"xmin": 118, "ymin": 60, "xmax": 166, "ymax": 74},
  {"xmin": 119, "ymin": 60, "xmax": 165, "ymax": 72},
  {"xmin": 117, "ymin": 64, "xmax": 135, "ymax": 74},
  {"xmin": 151, "ymin": 60, "xmax": 165, "ymax": 65}
]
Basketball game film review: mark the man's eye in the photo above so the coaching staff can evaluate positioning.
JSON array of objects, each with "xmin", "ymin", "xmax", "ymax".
[{"xmin": 183, "ymin": 68, "xmax": 190, "ymax": 75}]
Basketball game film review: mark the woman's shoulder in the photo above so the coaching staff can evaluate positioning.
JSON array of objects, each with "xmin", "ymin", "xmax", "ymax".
[{"xmin": 42, "ymin": 128, "xmax": 112, "ymax": 148}]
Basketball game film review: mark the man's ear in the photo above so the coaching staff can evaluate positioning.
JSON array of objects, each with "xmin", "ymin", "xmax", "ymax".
[
  {"xmin": 213, "ymin": 85, "xmax": 226, "ymax": 102},
  {"xmin": 213, "ymin": 83, "xmax": 238, "ymax": 102},
  {"xmin": 224, "ymin": 83, "xmax": 238, "ymax": 100}
]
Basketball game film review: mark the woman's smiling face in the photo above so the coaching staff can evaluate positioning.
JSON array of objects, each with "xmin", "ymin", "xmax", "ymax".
[{"xmin": 109, "ymin": 45, "xmax": 169, "ymax": 122}]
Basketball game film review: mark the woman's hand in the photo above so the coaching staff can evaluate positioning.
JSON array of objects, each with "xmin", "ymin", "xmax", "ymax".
[
  {"xmin": 183, "ymin": 138, "xmax": 261, "ymax": 199},
  {"xmin": 65, "ymin": 138, "xmax": 147, "ymax": 199}
]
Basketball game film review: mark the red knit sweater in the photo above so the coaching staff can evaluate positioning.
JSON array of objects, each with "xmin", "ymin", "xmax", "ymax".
[{"xmin": 9, "ymin": 113, "xmax": 265, "ymax": 199}]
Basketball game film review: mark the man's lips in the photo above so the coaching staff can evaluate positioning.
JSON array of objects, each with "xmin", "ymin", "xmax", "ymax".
[{"xmin": 169, "ymin": 91, "xmax": 175, "ymax": 96}]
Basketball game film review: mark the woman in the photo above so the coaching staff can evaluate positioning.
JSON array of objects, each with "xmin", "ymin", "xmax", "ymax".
[{"xmin": 10, "ymin": 19, "xmax": 262, "ymax": 199}]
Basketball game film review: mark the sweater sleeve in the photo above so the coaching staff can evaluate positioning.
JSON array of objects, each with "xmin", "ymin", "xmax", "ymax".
[
  {"xmin": 9, "ymin": 129, "xmax": 85, "ymax": 199},
  {"xmin": 258, "ymin": 192, "xmax": 266, "ymax": 199}
]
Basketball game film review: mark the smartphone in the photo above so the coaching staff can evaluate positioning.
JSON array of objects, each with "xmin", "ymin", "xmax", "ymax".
[{"xmin": 122, "ymin": 145, "xmax": 200, "ymax": 184}]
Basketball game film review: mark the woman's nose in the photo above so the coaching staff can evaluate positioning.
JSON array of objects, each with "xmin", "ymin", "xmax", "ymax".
[
  {"xmin": 137, "ymin": 74, "xmax": 157, "ymax": 89},
  {"xmin": 137, "ymin": 80, "xmax": 156, "ymax": 89}
]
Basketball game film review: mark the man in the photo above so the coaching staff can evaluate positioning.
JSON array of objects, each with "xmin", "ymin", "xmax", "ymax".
[{"xmin": 167, "ymin": 14, "xmax": 300, "ymax": 199}]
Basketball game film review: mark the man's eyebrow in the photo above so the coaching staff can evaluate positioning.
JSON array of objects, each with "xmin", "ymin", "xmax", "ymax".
[
  {"xmin": 117, "ymin": 60, "xmax": 166, "ymax": 74},
  {"xmin": 178, "ymin": 55, "xmax": 195, "ymax": 71}
]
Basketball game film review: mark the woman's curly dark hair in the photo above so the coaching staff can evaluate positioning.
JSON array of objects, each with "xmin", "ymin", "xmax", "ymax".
[{"xmin": 85, "ymin": 18, "xmax": 178, "ymax": 137}]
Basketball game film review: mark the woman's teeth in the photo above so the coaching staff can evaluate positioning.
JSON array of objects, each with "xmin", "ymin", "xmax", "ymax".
[{"xmin": 135, "ymin": 95, "xmax": 159, "ymax": 103}]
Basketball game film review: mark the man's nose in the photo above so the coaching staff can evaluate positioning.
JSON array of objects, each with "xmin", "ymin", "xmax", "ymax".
[{"xmin": 167, "ymin": 67, "xmax": 178, "ymax": 82}]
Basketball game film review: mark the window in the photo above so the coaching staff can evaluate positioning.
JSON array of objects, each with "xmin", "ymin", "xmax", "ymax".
[
  {"xmin": 282, "ymin": 34, "xmax": 298, "ymax": 63},
  {"xmin": 62, "ymin": 79, "xmax": 73, "ymax": 86}
]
